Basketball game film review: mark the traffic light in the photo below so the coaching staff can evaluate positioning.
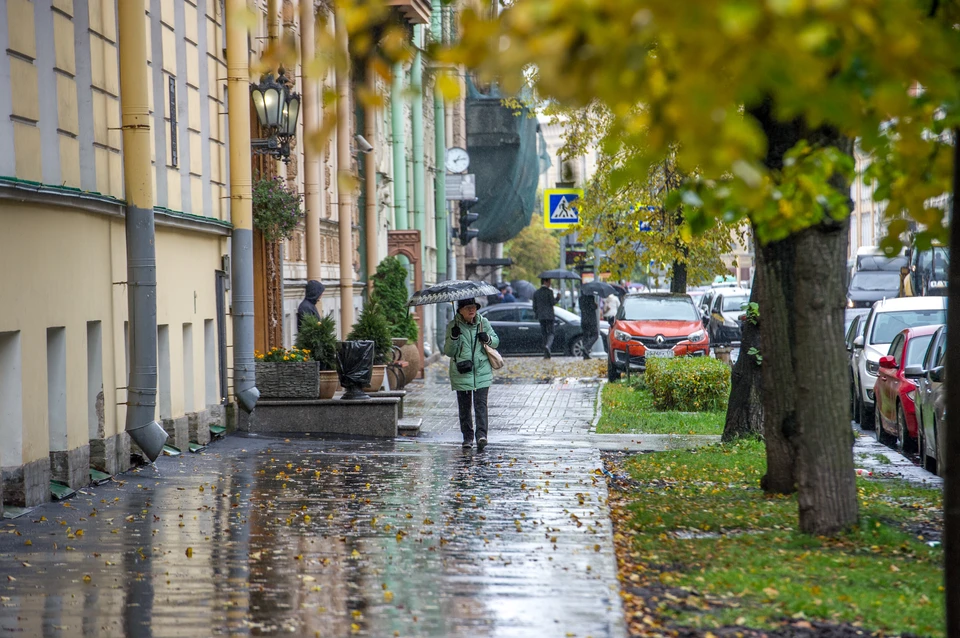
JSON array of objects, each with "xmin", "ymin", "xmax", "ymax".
[{"xmin": 458, "ymin": 200, "xmax": 479, "ymax": 245}]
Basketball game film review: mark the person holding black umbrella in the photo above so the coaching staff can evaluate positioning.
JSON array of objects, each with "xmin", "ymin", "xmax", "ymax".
[
  {"xmin": 579, "ymin": 291, "xmax": 599, "ymax": 360},
  {"xmin": 445, "ymin": 298, "xmax": 500, "ymax": 452},
  {"xmin": 532, "ymin": 278, "xmax": 556, "ymax": 359}
]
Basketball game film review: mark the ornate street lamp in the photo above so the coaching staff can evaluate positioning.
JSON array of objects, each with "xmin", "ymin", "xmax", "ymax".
[{"xmin": 250, "ymin": 69, "xmax": 301, "ymax": 163}]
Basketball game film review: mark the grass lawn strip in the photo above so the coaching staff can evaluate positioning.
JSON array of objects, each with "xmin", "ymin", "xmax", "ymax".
[
  {"xmin": 605, "ymin": 439, "xmax": 944, "ymax": 637},
  {"xmin": 596, "ymin": 381, "xmax": 724, "ymax": 435}
]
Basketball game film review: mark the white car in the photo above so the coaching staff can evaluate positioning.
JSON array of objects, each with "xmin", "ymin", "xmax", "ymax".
[{"xmin": 852, "ymin": 296, "xmax": 947, "ymax": 429}]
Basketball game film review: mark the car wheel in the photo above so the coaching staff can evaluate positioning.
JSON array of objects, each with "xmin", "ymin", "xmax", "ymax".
[
  {"xmin": 607, "ymin": 356, "xmax": 621, "ymax": 382},
  {"xmin": 569, "ymin": 336, "xmax": 586, "ymax": 358},
  {"xmin": 934, "ymin": 416, "xmax": 943, "ymax": 477},
  {"xmin": 896, "ymin": 403, "xmax": 915, "ymax": 454},
  {"xmin": 919, "ymin": 419, "xmax": 935, "ymax": 473},
  {"xmin": 861, "ymin": 397, "xmax": 875, "ymax": 430},
  {"xmin": 874, "ymin": 410, "xmax": 893, "ymax": 446}
]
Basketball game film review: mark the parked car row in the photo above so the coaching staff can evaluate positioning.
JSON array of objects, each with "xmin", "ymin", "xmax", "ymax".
[
  {"xmin": 477, "ymin": 302, "xmax": 608, "ymax": 357},
  {"xmin": 846, "ymin": 295, "xmax": 949, "ymax": 475}
]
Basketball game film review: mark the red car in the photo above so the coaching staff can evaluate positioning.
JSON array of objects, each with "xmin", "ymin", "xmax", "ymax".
[
  {"xmin": 873, "ymin": 325, "xmax": 939, "ymax": 452},
  {"xmin": 606, "ymin": 293, "xmax": 710, "ymax": 382}
]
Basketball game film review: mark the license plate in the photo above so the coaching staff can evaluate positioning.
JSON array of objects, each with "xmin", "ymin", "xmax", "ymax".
[{"xmin": 645, "ymin": 348, "xmax": 674, "ymax": 359}]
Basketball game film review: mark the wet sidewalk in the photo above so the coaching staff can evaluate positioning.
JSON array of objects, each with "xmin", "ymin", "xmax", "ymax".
[{"xmin": 0, "ymin": 359, "xmax": 628, "ymax": 638}]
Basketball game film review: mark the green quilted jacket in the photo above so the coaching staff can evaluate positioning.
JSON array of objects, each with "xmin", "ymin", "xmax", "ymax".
[{"xmin": 444, "ymin": 313, "xmax": 500, "ymax": 391}]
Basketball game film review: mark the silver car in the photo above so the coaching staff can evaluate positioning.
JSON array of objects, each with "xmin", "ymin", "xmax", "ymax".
[{"xmin": 851, "ymin": 296, "xmax": 947, "ymax": 429}]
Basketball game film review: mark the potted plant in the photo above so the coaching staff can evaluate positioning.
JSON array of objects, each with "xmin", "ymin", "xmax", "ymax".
[
  {"xmin": 296, "ymin": 313, "xmax": 339, "ymax": 399},
  {"xmin": 252, "ymin": 176, "xmax": 304, "ymax": 242},
  {"xmin": 346, "ymin": 298, "xmax": 393, "ymax": 392},
  {"xmin": 254, "ymin": 346, "xmax": 320, "ymax": 399},
  {"xmin": 372, "ymin": 256, "xmax": 421, "ymax": 385}
]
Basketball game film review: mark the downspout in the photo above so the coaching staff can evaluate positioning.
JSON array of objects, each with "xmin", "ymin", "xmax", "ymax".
[
  {"xmin": 336, "ymin": 7, "xmax": 355, "ymax": 330},
  {"xmin": 412, "ymin": 26, "xmax": 425, "ymax": 260},
  {"xmin": 301, "ymin": 0, "xmax": 322, "ymax": 280},
  {"xmin": 118, "ymin": 0, "xmax": 168, "ymax": 460},
  {"xmin": 364, "ymin": 62, "xmax": 378, "ymax": 294},
  {"xmin": 391, "ymin": 61, "xmax": 408, "ymax": 230},
  {"xmin": 226, "ymin": 0, "xmax": 259, "ymax": 412},
  {"xmin": 432, "ymin": 0, "xmax": 446, "ymax": 282}
]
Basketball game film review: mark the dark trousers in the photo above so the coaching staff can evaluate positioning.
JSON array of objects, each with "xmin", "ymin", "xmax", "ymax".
[
  {"xmin": 457, "ymin": 386, "xmax": 490, "ymax": 442},
  {"xmin": 539, "ymin": 319, "xmax": 555, "ymax": 352},
  {"xmin": 582, "ymin": 321, "xmax": 599, "ymax": 354}
]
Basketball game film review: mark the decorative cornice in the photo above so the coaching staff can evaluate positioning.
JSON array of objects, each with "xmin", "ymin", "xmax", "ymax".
[{"xmin": 0, "ymin": 177, "xmax": 234, "ymax": 236}]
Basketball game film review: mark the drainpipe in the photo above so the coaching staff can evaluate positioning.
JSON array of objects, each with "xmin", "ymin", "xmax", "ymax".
[
  {"xmin": 226, "ymin": 0, "xmax": 259, "ymax": 413},
  {"xmin": 364, "ymin": 62, "xmax": 378, "ymax": 294},
  {"xmin": 301, "ymin": 0, "xmax": 322, "ymax": 280},
  {"xmin": 391, "ymin": 61, "xmax": 408, "ymax": 230},
  {"xmin": 432, "ymin": 0, "xmax": 446, "ymax": 282},
  {"xmin": 118, "ymin": 0, "xmax": 168, "ymax": 461},
  {"xmin": 412, "ymin": 26, "xmax": 425, "ymax": 259},
  {"xmin": 336, "ymin": 8, "xmax": 355, "ymax": 330}
]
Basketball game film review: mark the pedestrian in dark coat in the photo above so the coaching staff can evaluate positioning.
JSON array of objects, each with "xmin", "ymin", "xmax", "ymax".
[
  {"xmin": 502, "ymin": 286, "xmax": 517, "ymax": 303},
  {"xmin": 444, "ymin": 298, "xmax": 500, "ymax": 451},
  {"xmin": 579, "ymin": 292, "xmax": 599, "ymax": 360},
  {"xmin": 532, "ymin": 278, "xmax": 556, "ymax": 359},
  {"xmin": 296, "ymin": 280, "xmax": 325, "ymax": 331}
]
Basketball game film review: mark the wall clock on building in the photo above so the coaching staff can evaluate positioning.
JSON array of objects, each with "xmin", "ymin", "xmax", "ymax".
[{"xmin": 445, "ymin": 147, "xmax": 470, "ymax": 174}]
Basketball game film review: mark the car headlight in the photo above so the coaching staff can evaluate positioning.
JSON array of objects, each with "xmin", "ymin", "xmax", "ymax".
[
  {"xmin": 866, "ymin": 360, "xmax": 879, "ymax": 375},
  {"xmin": 614, "ymin": 329, "xmax": 631, "ymax": 342},
  {"xmin": 847, "ymin": 298, "xmax": 855, "ymax": 308},
  {"xmin": 907, "ymin": 389, "xmax": 916, "ymax": 401},
  {"xmin": 687, "ymin": 330, "xmax": 706, "ymax": 343}
]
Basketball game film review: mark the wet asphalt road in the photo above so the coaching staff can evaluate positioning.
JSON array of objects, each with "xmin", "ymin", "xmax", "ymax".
[{"xmin": 0, "ymin": 359, "xmax": 627, "ymax": 638}]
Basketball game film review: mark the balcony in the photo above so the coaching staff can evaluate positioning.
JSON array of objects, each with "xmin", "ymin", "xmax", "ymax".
[{"xmin": 386, "ymin": 0, "xmax": 431, "ymax": 25}]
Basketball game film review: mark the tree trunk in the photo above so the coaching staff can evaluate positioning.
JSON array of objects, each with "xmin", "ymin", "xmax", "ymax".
[
  {"xmin": 722, "ymin": 280, "xmax": 763, "ymax": 442},
  {"xmin": 670, "ymin": 258, "xmax": 687, "ymax": 293},
  {"xmin": 752, "ymin": 99, "xmax": 859, "ymax": 535},
  {"xmin": 944, "ymin": 128, "xmax": 960, "ymax": 635}
]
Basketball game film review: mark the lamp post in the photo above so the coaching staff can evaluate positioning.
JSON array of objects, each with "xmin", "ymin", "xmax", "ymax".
[{"xmin": 250, "ymin": 69, "xmax": 300, "ymax": 163}]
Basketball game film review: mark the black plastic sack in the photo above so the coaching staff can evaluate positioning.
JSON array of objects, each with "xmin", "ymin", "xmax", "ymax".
[{"xmin": 337, "ymin": 340, "xmax": 374, "ymax": 400}]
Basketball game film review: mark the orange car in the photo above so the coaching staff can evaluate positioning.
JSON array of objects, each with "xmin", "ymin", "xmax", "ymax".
[{"xmin": 606, "ymin": 292, "xmax": 710, "ymax": 381}]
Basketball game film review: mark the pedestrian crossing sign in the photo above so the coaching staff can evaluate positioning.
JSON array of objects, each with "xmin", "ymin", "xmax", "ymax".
[{"xmin": 544, "ymin": 188, "xmax": 583, "ymax": 228}]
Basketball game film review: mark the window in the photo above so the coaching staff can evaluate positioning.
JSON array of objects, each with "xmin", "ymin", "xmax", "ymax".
[
  {"xmin": 721, "ymin": 295, "xmax": 749, "ymax": 312},
  {"xmin": 182, "ymin": 324, "xmax": 194, "ymax": 413},
  {"xmin": 204, "ymin": 319, "xmax": 218, "ymax": 406},
  {"xmin": 905, "ymin": 335, "xmax": 933, "ymax": 368},
  {"xmin": 849, "ymin": 270, "xmax": 901, "ymax": 292},
  {"xmin": 888, "ymin": 334, "xmax": 903, "ymax": 366},
  {"xmin": 482, "ymin": 308, "xmax": 518, "ymax": 323},
  {"xmin": 870, "ymin": 310, "xmax": 947, "ymax": 345},
  {"xmin": 518, "ymin": 308, "xmax": 538, "ymax": 322},
  {"xmin": 87, "ymin": 322, "xmax": 103, "ymax": 440},
  {"xmin": 168, "ymin": 75, "xmax": 178, "ymax": 168},
  {"xmin": 622, "ymin": 296, "xmax": 700, "ymax": 322},
  {"xmin": 47, "ymin": 327, "xmax": 67, "ymax": 452},
  {"xmin": 0, "ymin": 331, "xmax": 23, "ymax": 467},
  {"xmin": 158, "ymin": 325, "xmax": 171, "ymax": 419}
]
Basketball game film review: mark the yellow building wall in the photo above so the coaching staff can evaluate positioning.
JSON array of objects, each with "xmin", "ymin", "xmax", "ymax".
[{"xmin": 0, "ymin": 204, "xmax": 121, "ymax": 465}]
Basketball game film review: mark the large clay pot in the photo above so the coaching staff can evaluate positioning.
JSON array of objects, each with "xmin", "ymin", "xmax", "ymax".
[
  {"xmin": 319, "ymin": 370, "xmax": 339, "ymax": 399},
  {"xmin": 398, "ymin": 343, "xmax": 422, "ymax": 387},
  {"xmin": 363, "ymin": 364, "xmax": 387, "ymax": 393}
]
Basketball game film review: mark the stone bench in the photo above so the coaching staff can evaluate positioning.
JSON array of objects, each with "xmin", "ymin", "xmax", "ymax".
[{"xmin": 238, "ymin": 397, "xmax": 401, "ymax": 438}]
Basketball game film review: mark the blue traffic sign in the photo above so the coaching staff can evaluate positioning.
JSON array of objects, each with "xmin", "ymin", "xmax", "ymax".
[{"xmin": 543, "ymin": 188, "xmax": 583, "ymax": 228}]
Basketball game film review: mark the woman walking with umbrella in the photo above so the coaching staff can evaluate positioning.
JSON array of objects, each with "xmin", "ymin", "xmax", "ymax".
[{"xmin": 445, "ymin": 298, "xmax": 499, "ymax": 451}]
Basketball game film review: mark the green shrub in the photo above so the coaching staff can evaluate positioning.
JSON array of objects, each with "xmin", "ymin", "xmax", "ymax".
[
  {"xmin": 644, "ymin": 356, "xmax": 730, "ymax": 412},
  {"xmin": 347, "ymin": 299, "xmax": 394, "ymax": 365},
  {"xmin": 295, "ymin": 313, "xmax": 338, "ymax": 371},
  {"xmin": 372, "ymin": 256, "xmax": 418, "ymax": 342}
]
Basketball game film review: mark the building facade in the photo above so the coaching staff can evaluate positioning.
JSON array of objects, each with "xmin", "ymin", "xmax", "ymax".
[{"xmin": 0, "ymin": 0, "xmax": 461, "ymax": 508}]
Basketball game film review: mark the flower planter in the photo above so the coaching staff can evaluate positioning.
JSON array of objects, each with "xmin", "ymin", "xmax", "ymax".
[
  {"xmin": 319, "ymin": 369, "xmax": 340, "ymax": 400},
  {"xmin": 364, "ymin": 364, "xmax": 387, "ymax": 393},
  {"xmin": 256, "ymin": 361, "xmax": 320, "ymax": 399}
]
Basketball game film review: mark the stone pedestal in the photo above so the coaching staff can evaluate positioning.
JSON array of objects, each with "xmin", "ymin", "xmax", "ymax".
[
  {"xmin": 377, "ymin": 391, "xmax": 407, "ymax": 419},
  {"xmin": 115, "ymin": 432, "xmax": 132, "ymax": 472},
  {"xmin": 162, "ymin": 416, "xmax": 188, "ymax": 450},
  {"xmin": 225, "ymin": 402, "xmax": 239, "ymax": 433},
  {"xmin": 238, "ymin": 398, "xmax": 400, "ymax": 437},
  {"xmin": 188, "ymin": 411, "xmax": 211, "ymax": 445},
  {"xmin": 2, "ymin": 457, "xmax": 51, "ymax": 507},
  {"xmin": 50, "ymin": 445, "xmax": 91, "ymax": 489}
]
